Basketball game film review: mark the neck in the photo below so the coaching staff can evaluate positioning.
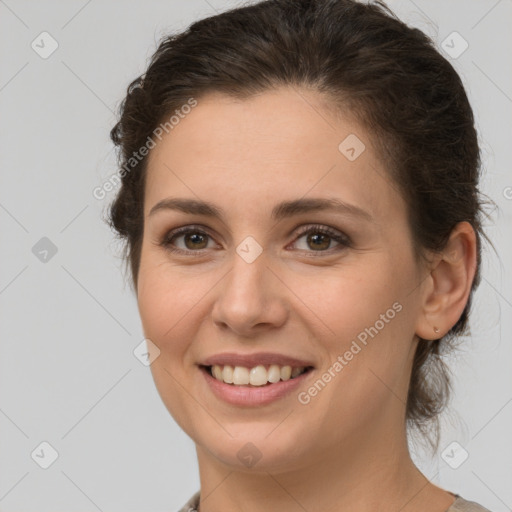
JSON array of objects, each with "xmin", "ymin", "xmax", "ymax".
[{"xmin": 194, "ymin": 417, "xmax": 455, "ymax": 512}]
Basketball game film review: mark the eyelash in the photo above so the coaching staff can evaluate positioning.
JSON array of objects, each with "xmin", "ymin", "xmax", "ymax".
[{"xmin": 159, "ymin": 224, "xmax": 351, "ymax": 257}]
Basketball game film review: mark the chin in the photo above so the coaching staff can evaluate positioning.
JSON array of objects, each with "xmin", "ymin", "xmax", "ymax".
[{"xmin": 193, "ymin": 422, "xmax": 317, "ymax": 474}]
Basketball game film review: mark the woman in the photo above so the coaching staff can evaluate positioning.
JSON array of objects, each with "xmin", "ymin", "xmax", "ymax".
[{"xmin": 107, "ymin": 0, "xmax": 492, "ymax": 510}]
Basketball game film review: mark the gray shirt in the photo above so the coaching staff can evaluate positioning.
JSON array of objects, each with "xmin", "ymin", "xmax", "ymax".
[{"xmin": 177, "ymin": 491, "xmax": 492, "ymax": 512}]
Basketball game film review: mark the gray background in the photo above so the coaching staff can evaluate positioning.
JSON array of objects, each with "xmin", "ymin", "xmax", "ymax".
[{"xmin": 0, "ymin": 1, "xmax": 510, "ymax": 511}]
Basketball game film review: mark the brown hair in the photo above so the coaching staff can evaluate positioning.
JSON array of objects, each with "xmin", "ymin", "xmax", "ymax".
[{"xmin": 108, "ymin": 0, "xmax": 487, "ymax": 452}]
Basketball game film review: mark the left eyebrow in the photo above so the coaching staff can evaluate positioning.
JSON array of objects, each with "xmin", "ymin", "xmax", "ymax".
[
  {"xmin": 271, "ymin": 197, "xmax": 373, "ymax": 222},
  {"xmin": 148, "ymin": 196, "xmax": 373, "ymax": 222}
]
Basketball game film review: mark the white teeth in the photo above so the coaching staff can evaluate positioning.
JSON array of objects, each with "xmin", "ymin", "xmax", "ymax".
[
  {"xmin": 212, "ymin": 365, "xmax": 223, "ymax": 380},
  {"xmin": 223, "ymin": 365, "xmax": 234, "ymax": 384},
  {"xmin": 249, "ymin": 365, "xmax": 267, "ymax": 386},
  {"xmin": 232, "ymin": 366, "xmax": 250, "ymax": 385},
  {"xmin": 267, "ymin": 364, "xmax": 281, "ymax": 383},
  {"xmin": 280, "ymin": 365, "xmax": 292, "ymax": 381},
  {"xmin": 210, "ymin": 364, "xmax": 307, "ymax": 386}
]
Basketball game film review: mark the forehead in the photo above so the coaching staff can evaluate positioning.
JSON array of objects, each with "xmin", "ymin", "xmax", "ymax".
[{"xmin": 144, "ymin": 87, "xmax": 405, "ymax": 225}]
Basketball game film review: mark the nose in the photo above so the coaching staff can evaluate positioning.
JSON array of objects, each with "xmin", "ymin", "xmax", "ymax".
[{"xmin": 211, "ymin": 249, "xmax": 289, "ymax": 337}]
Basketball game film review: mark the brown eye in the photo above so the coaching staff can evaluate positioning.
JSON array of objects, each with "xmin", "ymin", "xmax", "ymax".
[
  {"xmin": 292, "ymin": 225, "xmax": 351, "ymax": 254},
  {"xmin": 160, "ymin": 226, "xmax": 216, "ymax": 254},
  {"xmin": 305, "ymin": 232, "xmax": 331, "ymax": 250},
  {"xmin": 182, "ymin": 232, "xmax": 208, "ymax": 250}
]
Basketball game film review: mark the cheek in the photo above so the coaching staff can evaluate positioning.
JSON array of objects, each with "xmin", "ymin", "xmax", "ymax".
[
  {"xmin": 296, "ymin": 254, "xmax": 418, "ymax": 404},
  {"xmin": 136, "ymin": 257, "xmax": 197, "ymax": 358},
  {"xmin": 137, "ymin": 262, "xmax": 207, "ymax": 432},
  {"xmin": 293, "ymin": 258, "xmax": 411, "ymax": 343}
]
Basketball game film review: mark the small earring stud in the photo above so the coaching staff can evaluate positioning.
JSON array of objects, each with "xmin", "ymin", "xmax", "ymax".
[{"xmin": 433, "ymin": 326, "xmax": 440, "ymax": 334}]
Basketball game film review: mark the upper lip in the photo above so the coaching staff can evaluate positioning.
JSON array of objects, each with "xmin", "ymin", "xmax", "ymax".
[{"xmin": 200, "ymin": 352, "xmax": 315, "ymax": 369}]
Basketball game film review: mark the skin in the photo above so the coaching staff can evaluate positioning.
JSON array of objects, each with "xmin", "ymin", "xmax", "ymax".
[{"xmin": 136, "ymin": 87, "xmax": 477, "ymax": 512}]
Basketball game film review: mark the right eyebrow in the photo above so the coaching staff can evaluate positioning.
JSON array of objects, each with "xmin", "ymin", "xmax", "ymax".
[{"xmin": 148, "ymin": 198, "xmax": 224, "ymax": 218}]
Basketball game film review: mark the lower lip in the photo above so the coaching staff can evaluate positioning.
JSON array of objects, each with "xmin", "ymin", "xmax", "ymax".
[{"xmin": 200, "ymin": 366, "xmax": 313, "ymax": 407}]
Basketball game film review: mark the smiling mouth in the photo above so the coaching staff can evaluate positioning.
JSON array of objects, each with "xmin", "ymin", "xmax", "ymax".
[{"xmin": 201, "ymin": 364, "xmax": 314, "ymax": 387}]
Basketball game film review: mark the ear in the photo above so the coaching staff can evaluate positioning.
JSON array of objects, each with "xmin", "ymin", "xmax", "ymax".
[{"xmin": 415, "ymin": 221, "xmax": 478, "ymax": 340}]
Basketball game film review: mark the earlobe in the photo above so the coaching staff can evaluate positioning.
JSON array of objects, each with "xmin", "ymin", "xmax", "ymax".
[{"xmin": 415, "ymin": 221, "xmax": 477, "ymax": 340}]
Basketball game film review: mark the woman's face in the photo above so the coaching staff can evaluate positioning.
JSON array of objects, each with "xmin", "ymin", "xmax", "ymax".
[{"xmin": 137, "ymin": 87, "xmax": 427, "ymax": 472}]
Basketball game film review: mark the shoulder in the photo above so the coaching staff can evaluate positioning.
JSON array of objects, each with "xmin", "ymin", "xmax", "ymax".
[
  {"xmin": 448, "ymin": 495, "xmax": 493, "ymax": 512},
  {"xmin": 176, "ymin": 490, "xmax": 200, "ymax": 512}
]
